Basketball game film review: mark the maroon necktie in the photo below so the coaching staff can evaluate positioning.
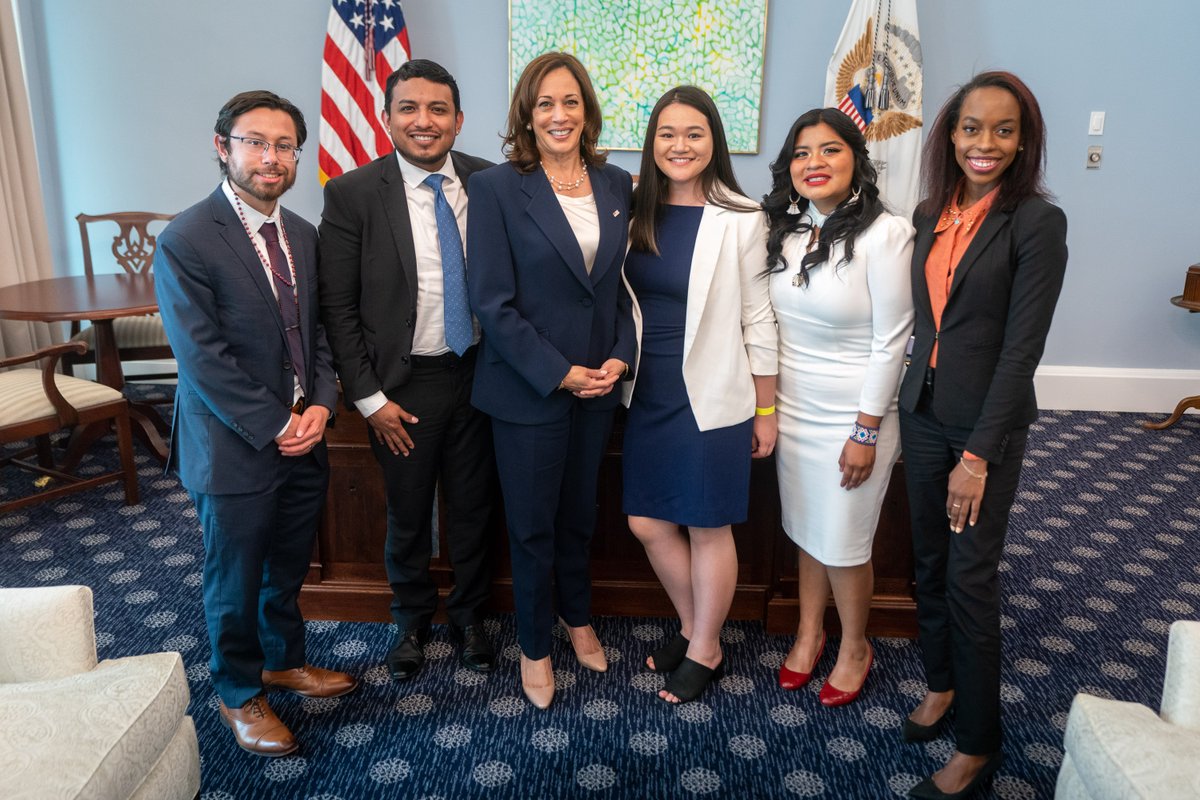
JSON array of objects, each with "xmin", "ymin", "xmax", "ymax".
[{"xmin": 259, "ymin": 221, "xmax": 307, "ymax": 392}]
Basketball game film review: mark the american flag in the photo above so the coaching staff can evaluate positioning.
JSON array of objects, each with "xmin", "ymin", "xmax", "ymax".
[
  {"xmin": 318, "ymin": 0, "xmax": 411, "ymax": 185},
  {"xmin": 836, "ymin": 84, "xmax": 873, "ymax": 134}
]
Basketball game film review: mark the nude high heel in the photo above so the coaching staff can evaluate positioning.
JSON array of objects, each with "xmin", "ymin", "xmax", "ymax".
[
  {"xmin": 520, "ymin": 653, "xmax": 554, "ymax": 709},
  {"xmin": 559, "ymin": 617, "xmax": 608, "ymax": 672}
]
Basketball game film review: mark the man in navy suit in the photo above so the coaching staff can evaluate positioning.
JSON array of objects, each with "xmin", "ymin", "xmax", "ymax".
[
  {"xmin": 319, "ymin": 61, "xmax": 497, "ymax": 681},
  {"xmin": 155, "ymin": 90, "xmax": 357, "ymax": 757}
]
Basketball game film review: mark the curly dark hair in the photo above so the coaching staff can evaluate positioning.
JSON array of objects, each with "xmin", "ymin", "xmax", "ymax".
[{"xmin": 763, "ymin": 108, "xmax": 883, "ymax": 287}]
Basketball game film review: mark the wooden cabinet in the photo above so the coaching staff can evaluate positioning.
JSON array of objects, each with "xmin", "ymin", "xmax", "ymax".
[{"xmin": 301, "ymin": 396, "xmax": 917, "ymax": 636}]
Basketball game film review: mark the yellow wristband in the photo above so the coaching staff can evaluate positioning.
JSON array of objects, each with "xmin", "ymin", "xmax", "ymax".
[{"xmin": 755, "ymin": 405, "xmax": 776, "ymax": 416}]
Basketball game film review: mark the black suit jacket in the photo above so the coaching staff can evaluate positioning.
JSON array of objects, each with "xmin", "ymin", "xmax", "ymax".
[
  {"xmin": 318, "ymin": 150, "xmax": 493, "ymax": 404},
  {"xmin": 898, "ymin": 196, "xmax": 1068, "ymax": 463}
]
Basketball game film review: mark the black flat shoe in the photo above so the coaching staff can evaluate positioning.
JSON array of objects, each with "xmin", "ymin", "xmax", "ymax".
[
  {"xmin": 387, "ymin": 627, "xmax": 430, "ymax": 681},
  {"xmin": 451, "ymin": 623, "xmax": 495, "ymax": 673},
  {"xmin": 902, "ymin": 710, "xmax": 949, "ymax": 742},
  {"xmin": 659, "ymin": 657, "xmax": 725, "ymax": 704},
  {"xmin": 646, "ymin": 633, "xmax": 689, "ymax": 673},
  {"xmin": 908, "ymin": 752, "xmax": 1003, "ymax": 799}
]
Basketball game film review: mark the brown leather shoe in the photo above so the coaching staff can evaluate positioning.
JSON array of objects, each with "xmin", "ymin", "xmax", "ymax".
[
  {"xmin": 218, "ymin": 696, "xmax": 298, "ymax": 757},
  {"xmin": 262, "ymin": 664, "xmax": 359, "ymax": 698}
]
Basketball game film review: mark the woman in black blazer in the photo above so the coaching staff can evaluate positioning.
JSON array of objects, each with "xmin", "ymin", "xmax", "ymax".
[{"xmin": 898, "ymin": 72, "xmax": 1068, "ymax": 800}]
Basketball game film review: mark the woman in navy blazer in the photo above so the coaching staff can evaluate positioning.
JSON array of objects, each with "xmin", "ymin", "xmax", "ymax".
[
  {"xmin": 467, "ymin": 52, "xmax": 634, "ymax": 709},
  {"xmin": 899, "ymin": 72, "xmax": 1068, "ymax": 800}
]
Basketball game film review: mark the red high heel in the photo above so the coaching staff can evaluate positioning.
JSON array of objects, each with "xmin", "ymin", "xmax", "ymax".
[
  {"xmin": 819, "ymin": 643, "xmax": 873, "ymax": 707},
  {"xmin": 778, "ymin": 632, "xmax": 826, "ymax": 691}
]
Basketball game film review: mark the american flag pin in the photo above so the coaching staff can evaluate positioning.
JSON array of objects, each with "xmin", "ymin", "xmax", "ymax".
[{"xmin": 612, "ymin": 210, "xmax": 620, "ymax": 217}]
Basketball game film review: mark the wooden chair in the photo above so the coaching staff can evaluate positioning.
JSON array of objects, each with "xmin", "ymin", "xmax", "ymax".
[
  {"xmin": 63, "ymin": 211, "xmax": 176, "ymax": 379},
  {"xmin": 0, "ymin": 342, "xmax": 139, "ymax": 513}
]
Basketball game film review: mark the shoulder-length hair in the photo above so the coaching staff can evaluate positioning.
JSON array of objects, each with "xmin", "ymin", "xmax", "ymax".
[
  {"xmin": 762, "ymin": 108, "xmax": 883, "ymax": 286},
  {"xmin": 630, "ymin": 86, "xmax": 756, "ymax": 254},
  {"xmin": 502, "ymin": 52, "xmax": 607, "ymax": 173},
  {"xmin": 918, "ymin": 70, "xmax": 1050, "ymax": 217}
]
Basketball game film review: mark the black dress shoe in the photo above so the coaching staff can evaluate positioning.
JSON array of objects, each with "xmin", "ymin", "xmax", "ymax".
[
  {"xmin": 908, "ymin": 752, "xmax": 1003, "ymax": 799},
  {"xmin": 450, "ymin": 623, "xmax": 495, "ymax": 673},
  {"xmin": 902, "ymin": 710, "xmax": 949, "ymax": 742},
  {"xmin": 387, "ymin": 627, "xmax": 429, "ymax": 681}
]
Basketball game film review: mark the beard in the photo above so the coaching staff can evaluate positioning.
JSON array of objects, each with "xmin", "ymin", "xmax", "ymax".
[{"xmin": 226, "ymin": 161, "xmax": 296, "ymax": 207}]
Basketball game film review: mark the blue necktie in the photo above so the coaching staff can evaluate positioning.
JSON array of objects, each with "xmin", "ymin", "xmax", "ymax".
[{"xmin": 422, "ymin": 174, "xmax": 472, "ymax": 356}]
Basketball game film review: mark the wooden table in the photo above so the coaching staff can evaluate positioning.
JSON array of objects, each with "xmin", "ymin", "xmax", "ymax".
[
  {"xmin": 0, "ymin": 274, "xmax": 170, "ymax": 460},
  {"xmin": 1143, "ymin": 295, "xmax": 1200, "ymax": 430}
]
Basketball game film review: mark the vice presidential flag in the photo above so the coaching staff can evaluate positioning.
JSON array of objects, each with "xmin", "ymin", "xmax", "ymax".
[
  {"xmin": 319, "ymin": 0, "xmax": 411, "ymax": 185},
  {"xmin": 825, "ymin": 0, "xmax": 922, "ymax": 220}
]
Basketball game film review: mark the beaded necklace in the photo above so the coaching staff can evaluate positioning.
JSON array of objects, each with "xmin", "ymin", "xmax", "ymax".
[{"xmin": 230, "ymin": 188, "xmax": 300, "ymax": 315}]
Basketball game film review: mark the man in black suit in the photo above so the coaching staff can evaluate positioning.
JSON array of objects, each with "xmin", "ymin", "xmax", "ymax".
[{"xmin": 318, "ymin": 60, "xmax": 495, "ymax": 680}]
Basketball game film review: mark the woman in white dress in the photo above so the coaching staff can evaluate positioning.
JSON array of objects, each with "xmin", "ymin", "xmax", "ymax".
[{"xmin": 765, "ymin": 108, "xmax": 914, "ymax": 706}]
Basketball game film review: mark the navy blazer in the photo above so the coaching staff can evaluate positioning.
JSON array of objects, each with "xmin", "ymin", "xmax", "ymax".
[
  {"xmin": 155, "ymin": 185, "xmax": 338, "ymax": 494},
  {"xmin": 318, "ymin": 150, "xmax": 493, "ymax": 403},
  {"xmin": 898, "ymin": 196, "xmax": 1068, "ymax": 463},
  {"xmin": 466, "ymin": 161, "xmax": 635, "ymax": 425}
]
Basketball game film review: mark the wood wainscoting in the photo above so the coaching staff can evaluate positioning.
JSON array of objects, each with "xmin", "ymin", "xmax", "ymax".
[{"xmin": 301, "ymin": 394, "xmax": 917, "ymax": 637}]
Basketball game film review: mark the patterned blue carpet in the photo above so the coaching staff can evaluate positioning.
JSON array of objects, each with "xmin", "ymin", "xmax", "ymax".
[{"xmin": 1, "ymin": 394, "xmax": 1198, "ymax": 799}]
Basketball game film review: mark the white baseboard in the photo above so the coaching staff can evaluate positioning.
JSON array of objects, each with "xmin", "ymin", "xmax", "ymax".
[
  {"xmin": 70, "ymin": 361, "xmax": 1198, "ymax": 415},
  {"xmin": 1034, "ymin": 365, "xmax": 1200, "ymax": 413}
]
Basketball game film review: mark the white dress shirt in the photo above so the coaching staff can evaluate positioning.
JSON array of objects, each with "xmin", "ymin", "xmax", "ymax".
[{"xmin": 353, "ymin": 153, "xmax": 480, "ymax": 419}]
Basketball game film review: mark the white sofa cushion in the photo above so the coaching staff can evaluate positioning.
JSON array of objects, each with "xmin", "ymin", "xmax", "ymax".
[
  {"xmin": 0, "ymin": 585, "xmax": 97, "ymax": 683},
  {"xmin": 1059, "ymin": 693, "xmax": 1200, "ymax": 799},
  {"xmin": 0, "ymin": 651, "xmax": 190, "ymax": 799}
]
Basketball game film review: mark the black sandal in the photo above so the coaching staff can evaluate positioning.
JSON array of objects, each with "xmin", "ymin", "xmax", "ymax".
[
  {"xmin": 660, "ymin": 656, "xmax": 725, "ymax": 703},
  {"xmin": 646, "ymin": 634, "xmax": 689, "ymax": 673}
]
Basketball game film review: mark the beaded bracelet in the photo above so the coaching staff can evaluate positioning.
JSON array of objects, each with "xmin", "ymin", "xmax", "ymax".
[{"xmin": 849, "ymin": 421, "xmax": 879, "ymax": 446}]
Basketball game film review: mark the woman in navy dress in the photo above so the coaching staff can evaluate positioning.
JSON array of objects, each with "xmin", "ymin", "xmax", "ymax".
[{"xmin": 622, "ymin": 86, "xmax": 777, "ymax": 703}]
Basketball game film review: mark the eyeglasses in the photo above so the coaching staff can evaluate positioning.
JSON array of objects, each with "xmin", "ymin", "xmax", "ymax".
[{"xmin": 227, "ymin": 135, "xmax": 302, "ymax": 162}]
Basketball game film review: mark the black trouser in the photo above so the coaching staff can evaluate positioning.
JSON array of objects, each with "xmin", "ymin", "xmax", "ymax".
[
  {"xmin": 899, "ymin": 385, "xmax": 1028, "ymax": 756},
  {"xmin": 372, "ymin": 348, "xmax": 495, "ymax": 632}
]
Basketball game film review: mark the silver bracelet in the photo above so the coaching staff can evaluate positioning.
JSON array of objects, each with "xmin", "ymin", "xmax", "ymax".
[{"xmin": 849, "ymin": 421, "xmax": 879, "ymax": 446}]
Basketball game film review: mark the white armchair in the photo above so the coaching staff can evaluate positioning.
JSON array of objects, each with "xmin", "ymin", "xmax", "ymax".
[
  {"xmin": 0, "ymin": 585, "xmax": 200, "ymax": 800},
  {"xmin": 1057, "ymin": 619, "xmax": 1200, "ymax": 799}
]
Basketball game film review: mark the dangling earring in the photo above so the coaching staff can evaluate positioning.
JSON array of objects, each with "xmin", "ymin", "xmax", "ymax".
[
  {"xmin": 786, "ymin": 192, "xmax": 801, "ymax": 215},
  {"xmin": 848, "ymin": 185, "xmax": 862, "ymax": 204}
]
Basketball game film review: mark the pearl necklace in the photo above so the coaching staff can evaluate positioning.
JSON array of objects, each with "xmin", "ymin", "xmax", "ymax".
[{"xmin": 542, "ymin": 159, "xmax": 588, "ymax": 192}]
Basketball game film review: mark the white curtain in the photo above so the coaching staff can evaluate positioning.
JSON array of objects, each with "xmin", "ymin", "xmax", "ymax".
[{"xmin": 0, "ymin": 0, "xmax": 56, "ymax": 361}]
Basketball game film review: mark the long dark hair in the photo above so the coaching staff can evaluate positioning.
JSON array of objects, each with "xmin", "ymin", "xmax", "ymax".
[
  {"xmin": 763, "ymin": 108, "xmax": 883, "ymax": 286},
  {"xmin": 918, "ymin": 71, "xmax": 1050, "ymax": 217},
  {"xmin": 630, "ymin": 86, "xmax": 756, "ymax": 254}
]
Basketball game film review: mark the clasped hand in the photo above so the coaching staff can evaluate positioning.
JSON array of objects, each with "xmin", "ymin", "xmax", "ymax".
[
  {"xmin": 561, "ymin": 359, "xmax": 624, "ymax": 398},
  {"xmin": 276, "ymin": 405, "xmax": 331, "ymax": 456}
]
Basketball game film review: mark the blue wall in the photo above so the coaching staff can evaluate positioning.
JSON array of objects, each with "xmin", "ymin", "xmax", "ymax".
[{"xmin": 16, "ymin": 0, "xmax": 1200, "ymax": 370}]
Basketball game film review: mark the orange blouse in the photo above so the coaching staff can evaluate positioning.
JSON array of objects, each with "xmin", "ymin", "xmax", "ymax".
[{"xmin": 925, "ymin": 184, "xmax": 1000, "ymax": 367}]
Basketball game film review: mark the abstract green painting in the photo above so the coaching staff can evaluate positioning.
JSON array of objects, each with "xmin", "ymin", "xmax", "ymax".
[{"xmin": 510, "ymin": 0, "xmax": 769, "ymax": 152}]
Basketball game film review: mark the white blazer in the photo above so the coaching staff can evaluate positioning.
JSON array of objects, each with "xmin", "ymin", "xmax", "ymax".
[{"xmin": 622, "ymin": 196, "xmax": 778, "ymax": 431}]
